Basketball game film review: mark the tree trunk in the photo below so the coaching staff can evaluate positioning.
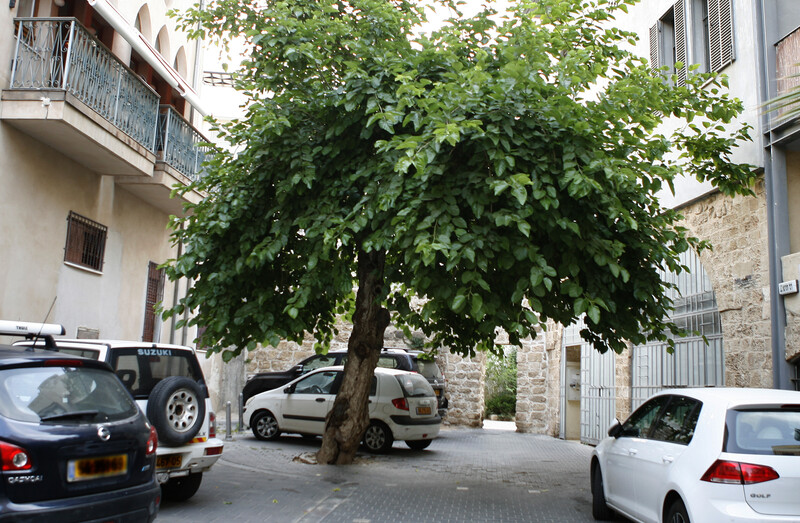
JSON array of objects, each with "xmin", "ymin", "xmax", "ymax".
[{"xmin": 316, "ymin": 249, "xmax": 390, "ymax": 465}]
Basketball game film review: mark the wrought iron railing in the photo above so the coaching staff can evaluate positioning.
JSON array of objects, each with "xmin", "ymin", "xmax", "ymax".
[
  {"xmin": 157, "ymin": 105, "xmax": 212, "ymax": 182},
  {"xmin": 9, "ymin": 18, "xmax": 159, "ymax": 152}
]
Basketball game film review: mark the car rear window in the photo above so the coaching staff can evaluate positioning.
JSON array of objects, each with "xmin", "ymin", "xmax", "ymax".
[
  {"xmin": 0, "ymin": 366, "xmax": 138, "ymax": 423},
  {"xmin": 414, "ymin": 359, "xmax": 443, "ymax": 380},
  {"xmin": 108, "ymin": 347, "xmax": 204, "ymax": 398},
  {"xmin": 395, "ymin": 373, "xmax": 435, "ymax": 398},
  {"xmin": 725, "ymin": 407, "xmax": 800, "ymax": 456}
]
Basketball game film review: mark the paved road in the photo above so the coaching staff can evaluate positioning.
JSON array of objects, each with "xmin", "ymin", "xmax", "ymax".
[{"xmin": 157, "ymin": 424, "xmax": 597, "ymax": 522}]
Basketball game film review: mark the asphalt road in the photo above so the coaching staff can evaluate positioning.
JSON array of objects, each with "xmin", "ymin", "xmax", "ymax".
[{"xmin": 157, "ymin": 423, "xmax": 598, "ymax": 522}]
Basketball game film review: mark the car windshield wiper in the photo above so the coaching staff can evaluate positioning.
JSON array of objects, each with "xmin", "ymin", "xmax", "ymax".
[{"xmin": 40, "ymin": 410, "xmax": 100, "ymax": 422}]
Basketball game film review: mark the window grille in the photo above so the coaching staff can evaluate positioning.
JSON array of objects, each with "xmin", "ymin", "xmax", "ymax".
[
  {"xmin": 142, "ymin": 262, "xmax": 165, "ymax": 342},
  {"xmin": 64, "ymin": 211, "xmax": 107, "ymax": 272}
]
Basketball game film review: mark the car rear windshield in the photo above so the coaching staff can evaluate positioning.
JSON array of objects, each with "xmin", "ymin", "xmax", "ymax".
[
  {"xmin": 0, "ymin": 366, "xmax": 139, "ymax": 423},
  {"xmin": 414, "ymin": 359, "xmax": 443, "ymax": 380},
  {"xmin": 395, "ymin": 373, "xmax": 435, "ymax": 398},
  {"xmin": 108, "ymin": 347, "xmax": 205, "ymax": 398},
  {"xmin": 725, "ymin": 407, "xmax": 800, "ymax": 456}
]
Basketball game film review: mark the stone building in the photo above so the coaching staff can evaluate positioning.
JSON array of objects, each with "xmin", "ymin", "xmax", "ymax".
[{"xmin": 516, "ymin": 0, "xmax": 800, "ymax": 446}]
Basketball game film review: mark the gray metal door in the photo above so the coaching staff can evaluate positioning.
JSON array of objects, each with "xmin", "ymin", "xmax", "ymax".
[
  {"xmin": 560, "ymin": 317, "xmax": 616, "ymax": 445},
  {"xmin": 632, "ymin": 249, "xmax": 724, "ymax": 409}
]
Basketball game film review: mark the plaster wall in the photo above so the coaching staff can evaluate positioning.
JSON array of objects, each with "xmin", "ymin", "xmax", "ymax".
[
  {"xmin": 0, "ymin": 0, "xmax": 202, "ymax": 343},
  {"xmin": 611, "ymin": 0, "xmax": 764, "ymax": 210}
]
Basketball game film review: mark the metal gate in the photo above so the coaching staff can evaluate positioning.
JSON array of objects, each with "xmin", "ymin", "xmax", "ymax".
[
  {"xmin": 631, "ymin": 249, "xmax": 724, "ymax": 409},
  {"xmin": 559, "ymin": 317, "xmax": 617, "ymax": 445}
]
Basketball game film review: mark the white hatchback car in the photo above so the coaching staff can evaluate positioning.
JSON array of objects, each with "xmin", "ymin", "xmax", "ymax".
[
  {"xmin": 591, "ymin": 388, "xmax": 800, "ymax": 523},
  {"xmin": 243, "ymin": 366, "xmax": 441, "ymax": 452}
]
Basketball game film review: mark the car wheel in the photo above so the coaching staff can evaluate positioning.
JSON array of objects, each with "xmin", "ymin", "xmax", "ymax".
[
  {"xmin": 666, "ymin": 498, "xmax": 690, "ymax": 523},
  {"xmin": 591, "ymin": 463, "xmax": 614, "ymax": 521},
  {"xmin": 405, "ymin": 439, "xmax": 432, "ymax": 450},
  {"xmin": 251, "ymin": 411, "xmax": 281, "ymax": 441},
  {"xmin": 147, "ymin": 376, "xmax": 206, "ymax": 447},
  {"xmin": 362, "ymin": 420, "xmax": 394, "ymax": 453},
  {"xmin": 161, "ymin": 472, "xmax": 203, "ymax": 502}
]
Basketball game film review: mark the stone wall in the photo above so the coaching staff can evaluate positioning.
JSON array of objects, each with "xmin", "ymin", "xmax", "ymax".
[
  {"xmin": 516, "ymin": 323, "xmax": 561, "ymax": 435},
  {"xmin": 679, "ymin": 181, "xmax": 773, "ymax": 388},
  {"xmin": 438, "ymin": 350, "xmax": 486, "ymax": 427}
]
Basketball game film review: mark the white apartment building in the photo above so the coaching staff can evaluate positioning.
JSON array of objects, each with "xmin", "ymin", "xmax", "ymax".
[{"xmin": 0, "ymin": 0, "xmax": 210, "ymax": 345}]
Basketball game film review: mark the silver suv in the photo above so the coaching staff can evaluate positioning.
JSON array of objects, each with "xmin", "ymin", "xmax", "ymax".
[{"xmin": 15, "ymin": 338, "xmax": 224, "ymax": 501}]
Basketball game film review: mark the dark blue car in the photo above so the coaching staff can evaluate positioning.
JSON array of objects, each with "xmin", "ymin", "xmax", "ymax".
[{"xmin": 0, "ymin": 321, "xmax": 160, "ymax": 522}]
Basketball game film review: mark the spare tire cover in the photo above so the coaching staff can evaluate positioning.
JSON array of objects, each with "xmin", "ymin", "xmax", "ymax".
[{"xmin": 147, "ymin": 376, "xmax": 206, "ymax": 446}]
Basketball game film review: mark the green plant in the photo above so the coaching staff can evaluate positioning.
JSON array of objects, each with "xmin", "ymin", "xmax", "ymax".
[{"xmin": 485, "ymin": 351, "xmax": 517, "ymax": 418}]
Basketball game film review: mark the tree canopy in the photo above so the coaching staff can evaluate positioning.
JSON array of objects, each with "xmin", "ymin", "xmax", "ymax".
[{"xmin": 167, "ymin": 0, "xmax": 755, "ymax": 361}]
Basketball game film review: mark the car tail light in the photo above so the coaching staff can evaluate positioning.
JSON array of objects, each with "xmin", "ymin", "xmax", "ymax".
[
  {"xmin": 1, "ymin": 441, "xmax": 32, "ymax": 471},
  {"xmin": 392, "ymin": 398, "xmax": 409, "ymax": 411},
  {"xmin": 204, "ymin": 446, "xmax": 223, "ymax": 456},
  {"xmin": 701, "ymin": 460, "xmax": 780, "ymax": 485},
  {"xmin": 146, "ymin": 426, "xmax": 158, "ymax": 456},
  {"xmin": 209, "ymin": 412, "xmax": 216, "ymax": 439}
]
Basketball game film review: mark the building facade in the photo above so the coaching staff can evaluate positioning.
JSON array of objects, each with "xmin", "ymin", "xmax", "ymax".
[
  {"xmin": 527, "ymin": 0, "xmax": 800, "ymax": 445},
  {"xmin": 0, "ymin": 0, "xmax": 208, "ymax": 346}
]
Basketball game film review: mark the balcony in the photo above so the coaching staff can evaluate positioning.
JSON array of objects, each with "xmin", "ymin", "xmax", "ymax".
[
  {"xmin": 1, "ymin": 18, "xmax": 209, "ymax": 215},
  {"xmin": 772, "ymin": 26, "xmax": 800, "ymax": 144},
  {"xmin": 116, "ymin": 105, "xmax": 212, "ymax": 214}
]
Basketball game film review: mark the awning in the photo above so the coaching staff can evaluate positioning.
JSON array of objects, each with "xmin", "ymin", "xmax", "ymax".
[{"xmin": 87, "ymin": 0, "xmax": 209, "ymax": 116}]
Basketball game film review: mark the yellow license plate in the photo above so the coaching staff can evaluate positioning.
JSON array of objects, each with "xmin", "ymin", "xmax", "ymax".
[
  {"xmin": 434, "ymin": 390, "xmax": 440, "ymax": 396},
  {"xmin": 156, "ymin": 454, "xmax": 183, "ymax": 469},
  {"xmin": 67, "ymin": 454, "xmax": 127, "ymax": 482},
  {"xmin": 416, "ymin": 406, "xmax": 432, "ymax": 415}
]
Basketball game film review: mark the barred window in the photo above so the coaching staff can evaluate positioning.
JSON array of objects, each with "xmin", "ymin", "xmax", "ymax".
[
  {"xmin": 64, "ymin": 211, "xmax": 107, "ymax": 272},
  {"xmin": 142, "ymin": 262, "xmax": 166, "ymax": 343}
]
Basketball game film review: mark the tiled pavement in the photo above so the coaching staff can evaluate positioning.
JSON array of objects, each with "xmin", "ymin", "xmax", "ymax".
[{"xmin": 157, "ymin": 424, "xmax": 598, "ymax": 522}]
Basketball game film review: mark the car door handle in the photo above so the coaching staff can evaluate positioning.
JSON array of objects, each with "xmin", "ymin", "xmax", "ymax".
[
  {"xmin": 628, "ymin": 449, "xmax": 638, "ymax": 456},
  {"xmin": 662, "ymin": 455, "xmax": 674, "ymax": 464},
  {"xmin": 315, "ymin": 398, "xmax": 325, "ymax": 403}
]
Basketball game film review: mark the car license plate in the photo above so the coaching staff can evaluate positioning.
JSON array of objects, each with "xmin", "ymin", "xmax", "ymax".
[
  {"xmin": 67, "ymin": 454, "xmax": 127, "ymax": 482},
  {"xmin": 434, "ymin": 389, "xmax": 440, "ymax": 396},
  {"xmin": 156, "ymin": 454, "xmax": 183, "ymax": 469},
  {"xmin": 416, "ymin": 406, "xmax": 432, "ymax": 415}
]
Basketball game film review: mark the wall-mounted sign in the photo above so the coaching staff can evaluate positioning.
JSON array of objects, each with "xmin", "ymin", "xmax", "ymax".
[{"xmin": 778, "ymin": 280, "xmax": 799, "ymax": 296}]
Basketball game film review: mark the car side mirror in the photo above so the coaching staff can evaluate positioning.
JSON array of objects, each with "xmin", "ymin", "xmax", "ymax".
[
  {"xmin": 293, "ymin": 364, "xmax": 304, "ymax": 375},
  {"xmin": 608, "ymin": 420, "xmax": 624, "ymax": 438},
  {"xmin": 284, "ymin": 384, "xmax": 295, "ymax": 394}
]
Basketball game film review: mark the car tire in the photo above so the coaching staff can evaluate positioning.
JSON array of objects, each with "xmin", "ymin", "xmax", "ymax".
[
  {"xmin": 666, "ymin": 498, "xmax": 690, "ymax": 523},
  {"xmin": 405, "ymin": 439, "xmax": 432, "ymax": 450},
  {"xmin": 363, "ymin": 420, "xmax": 394, "ymax": 453},
  {"xmin": 251, "ymin": 410, "xmax": 281, "ymax": 441},
  {"xmin": 161, "ymin": 472, "xmax": 203, "ymax": 502},
  {"xmin": 147, "ymin": 376, "xmax": 205, "ymax": 447},
  {"xmin": 591, "ymin": 463, "xmax": 614, "ymax": 521}
]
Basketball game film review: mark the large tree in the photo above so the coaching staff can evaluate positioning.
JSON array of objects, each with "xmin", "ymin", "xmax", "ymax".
[{"xmin": 166, "ymin": 0, "xmax": 757, "ymax": 464}]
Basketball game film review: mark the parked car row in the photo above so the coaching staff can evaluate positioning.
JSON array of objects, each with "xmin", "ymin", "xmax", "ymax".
[
  {"xmin": 244, "ymin": 365, "xmax": 442, "ymax": 452},
  {"xmin": 0, "ymin": 319, "xmax": 224, "ymax": 522},
  {"xmin": 242, "ymin": 347, "xmax": 449, "ymax": 416}
]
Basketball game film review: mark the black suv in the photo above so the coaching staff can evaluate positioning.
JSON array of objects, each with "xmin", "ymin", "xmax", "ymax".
[
  {"xmin": 243, "ymin": 348, "xmax": 449, "ymax": 416},
  {"xmin": 0, "ymin": 321, "xmax": 160, "ymax": 522}
]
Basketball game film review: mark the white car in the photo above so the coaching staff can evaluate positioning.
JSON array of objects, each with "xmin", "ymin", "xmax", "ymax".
[
  {"xmin": 591, "ymin": 388, "xmax": 800, "ymax": 523},
  {"xmin": 244, "ymin": 366, "xmax": 441, "ymax": 452},
  {"xmin": 14, "ymin": 338, "xmax": 224, "ymax": 501}
]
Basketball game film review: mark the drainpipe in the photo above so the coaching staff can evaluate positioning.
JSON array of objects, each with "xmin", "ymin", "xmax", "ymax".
[
  {"xmin": 189, "ymin": 0, "xmax": 205, "ymax": 126},
  {"xmin": 169, "ymin": 229, "xmax": 183, "ymax": 345},
  {"xmin": 756, "ymin": 0, "xmax": 792, "ymax": 390}
]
